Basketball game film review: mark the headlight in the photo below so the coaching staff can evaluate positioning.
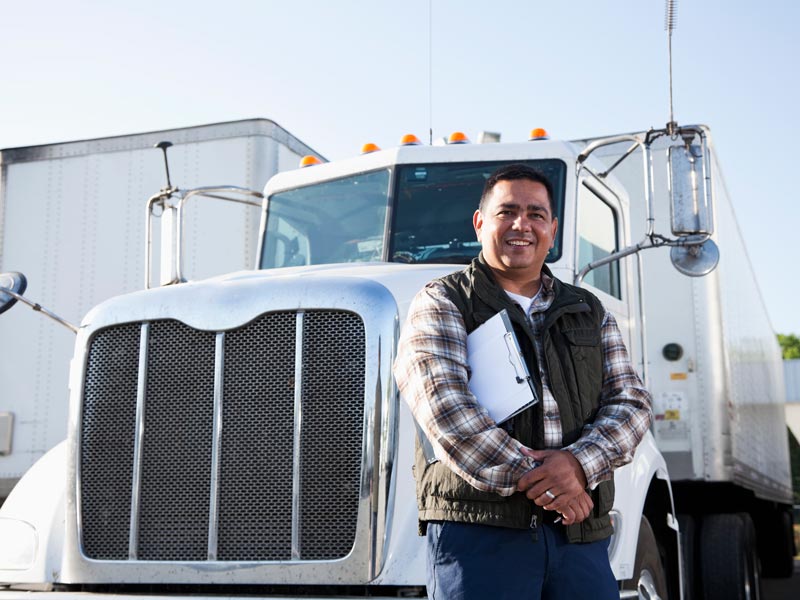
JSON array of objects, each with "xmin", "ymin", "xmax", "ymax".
[{"xmin": 0, "ymin": 518, "xmax": 37, "ymax": 570}]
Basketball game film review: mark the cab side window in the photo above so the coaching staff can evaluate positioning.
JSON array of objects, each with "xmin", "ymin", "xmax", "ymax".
[{"xmin": 577, "ymin": 184, "xmax": 620, "ymax": 298}]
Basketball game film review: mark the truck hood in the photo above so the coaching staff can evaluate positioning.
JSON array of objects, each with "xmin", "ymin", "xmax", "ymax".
[{"xmin": 82, "ymin": 263, "xmax": 463, "ymax": 332}]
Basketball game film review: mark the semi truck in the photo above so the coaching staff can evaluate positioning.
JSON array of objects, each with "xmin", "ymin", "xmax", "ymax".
[
  {"xmin": 0, "ymin": 118, "xmax": 321, "ymax": 499},
  {"xmin": 0, "ymin": 121, "xmax": 793, "ymax": 600}
]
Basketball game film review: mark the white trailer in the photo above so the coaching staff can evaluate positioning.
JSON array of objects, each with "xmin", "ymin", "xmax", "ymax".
[
  {"xmin": 0, "ymin": 123, "xmax": 793, "ymax": 600},
  {"xmin": 0, "ymin": 119, "xmax": 320, "ymax": 498}
]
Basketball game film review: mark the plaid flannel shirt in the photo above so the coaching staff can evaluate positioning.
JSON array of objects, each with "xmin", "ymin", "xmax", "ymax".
[{"xmin": 393, "ymin": 275, "xmax": 652, "ymax": 497}]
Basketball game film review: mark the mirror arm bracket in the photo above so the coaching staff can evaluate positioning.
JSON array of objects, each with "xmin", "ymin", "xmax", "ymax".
[
  {"xmin": 574, "ymin": 231, "xmax": 713, "ymax": 287},
  {"xmin": 0, "ymin": 287, "xmax": 79, "ymax": 334}
]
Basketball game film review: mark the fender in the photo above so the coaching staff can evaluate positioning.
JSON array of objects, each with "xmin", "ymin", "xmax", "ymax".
[
  {"xmin": 609, "ymin": 430, "xmax": 675, "ymax": 581},
  {"xmin": 0, "ymin": 441, "xmax": 67, "ymax": 587}
]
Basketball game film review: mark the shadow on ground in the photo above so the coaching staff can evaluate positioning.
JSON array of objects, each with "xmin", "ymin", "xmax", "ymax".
[{"xmin": 762, "ymin": 559, "xmax": 800, "ymax": 600}]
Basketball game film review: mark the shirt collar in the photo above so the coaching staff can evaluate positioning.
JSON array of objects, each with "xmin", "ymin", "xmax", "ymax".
[{"xmin": 540, "ymin": 272, "xmax": 555, "ymax": 299}]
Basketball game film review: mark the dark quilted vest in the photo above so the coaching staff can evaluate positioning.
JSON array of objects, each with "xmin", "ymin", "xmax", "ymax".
[{"xmin": 414, "ymin": 256, "xmax": 614, "ymax": 543}]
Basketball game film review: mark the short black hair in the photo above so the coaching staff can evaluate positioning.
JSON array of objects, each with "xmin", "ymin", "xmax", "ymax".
[{"xmin": 479, "ymin": 164, "xmax": 555, "ymax": 216}]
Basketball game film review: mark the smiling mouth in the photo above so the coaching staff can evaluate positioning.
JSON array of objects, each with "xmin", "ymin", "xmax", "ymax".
[{"xmin": 507, "ymin": 240, "xmax": 532, "ymax": 246}]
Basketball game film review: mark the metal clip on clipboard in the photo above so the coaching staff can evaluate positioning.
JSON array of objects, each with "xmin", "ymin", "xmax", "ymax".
[{"xmin": 504, "ymin": 331, "xmax": 529, "ymax": 385}]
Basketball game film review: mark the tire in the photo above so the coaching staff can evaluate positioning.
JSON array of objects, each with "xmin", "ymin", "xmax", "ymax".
[
  {"xmin": 677, "ymin": 514, "xmax": 697, "ymax": 600},
  {"xmin": 699, "ymin": 513, "xmax": 760, "ymax": 600},
  {"xmin": 620, "ymin": 515, "xmax": 669, "ymax": 599},
  {"xmin": 758, "ymin": 508, "xmax": 795, "ymax": 578},
  {"xmin": 736, "ymin": 513, "xmax": 762, "ymax": 600}
]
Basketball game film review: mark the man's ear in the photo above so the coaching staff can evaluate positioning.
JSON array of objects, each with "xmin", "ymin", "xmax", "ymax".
[{"xmin": 473, "ymin": 209, "xmax": 483, "ymax": 242}]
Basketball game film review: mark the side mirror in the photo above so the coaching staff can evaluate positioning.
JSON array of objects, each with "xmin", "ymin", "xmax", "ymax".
[
  {"xmin": 0, "ymin": 272, "xmax": 27, "ymax": 315},
  {"xmin": 667, "ymin": 130, "xmax": 719, "ymax": 276},
  {"xmin": 670, "ymin": 239, "xmax": 720, "ymax": 277},
  {"xmin": 667, "ymin": 140, "xmax": 713, "ymax": 237}
]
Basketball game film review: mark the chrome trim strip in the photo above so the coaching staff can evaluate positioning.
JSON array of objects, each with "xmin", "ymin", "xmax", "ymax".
[
  {"xmin": 372, "ymin": 314, "xmax": 400, "ymax": 578},
  {"xmin": 291, "ymin": 311, "xmax": 304, "ymax": 560},
  {"xmin": 369, "ymin": 337, "xmax": 385, "ymax": 577},
  {"xmin": 128, "ymin": 322, "xmax": 150, "ymax": 560},
  {"xmin": 207, "ymin": 332, "xmax": 225, "ymax": 560}
]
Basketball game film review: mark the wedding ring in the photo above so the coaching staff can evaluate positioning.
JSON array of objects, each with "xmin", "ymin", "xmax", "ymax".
[{"xmin": 545, "ymin": 489, "xmax": 556, "ymax": 500}]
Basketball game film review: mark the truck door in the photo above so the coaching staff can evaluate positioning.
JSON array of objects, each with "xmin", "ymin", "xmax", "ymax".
[{"xmin": 574, "ymin": 179, "xmax": 637, "ymax": 364}]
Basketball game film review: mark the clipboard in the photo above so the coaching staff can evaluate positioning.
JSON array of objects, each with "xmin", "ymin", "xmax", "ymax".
[
  {"xmin": 466, "ymin": 309, "xmax": 538, "ymax": 424},
  {"xmin": 417, "ymin": 309, "xmax": 538, "ymax": 464}
]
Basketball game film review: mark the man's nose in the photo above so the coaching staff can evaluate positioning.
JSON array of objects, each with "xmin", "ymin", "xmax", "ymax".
[{"xmin": 512, "ymin": 215, "xmax": 532, "ymax": 230}]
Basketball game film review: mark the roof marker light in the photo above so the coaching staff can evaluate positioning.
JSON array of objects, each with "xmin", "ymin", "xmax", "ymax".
[
  {"xmin": 400, "ymin": 134, "xmax": 422, "ymax": 146},
  {"xmin": 529, "ymin": 128, "xmax": 550, "ymax": 141},
  {"xmin": 361, "ymin": 142, "xmax": 381, "ymax": 154},
  {"xmin": 299, "ymin": 155, "xmax": 322, "ymax": 168},
  {"xmin": 447, "ymin": 131, "xmax": 470, "ymax": 144}
]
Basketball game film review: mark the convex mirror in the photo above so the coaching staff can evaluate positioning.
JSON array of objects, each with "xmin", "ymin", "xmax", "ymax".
[
  {"xmin": 0, "ymin": 272, "xmax": 27, "ymax": 315},
  {"xmin": 670, "ymin": 239, "xmax": 720, "ymax": 277}
]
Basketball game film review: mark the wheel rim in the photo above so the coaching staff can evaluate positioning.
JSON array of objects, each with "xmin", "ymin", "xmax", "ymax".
[{"xmin": 637, "ymin": 568, "xmax": 662, "ymax": 600}]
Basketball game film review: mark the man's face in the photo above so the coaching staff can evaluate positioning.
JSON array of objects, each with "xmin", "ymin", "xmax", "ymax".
[{"xmin": 473, "ymin": 178, "xmax": 558, "ymax": 284}]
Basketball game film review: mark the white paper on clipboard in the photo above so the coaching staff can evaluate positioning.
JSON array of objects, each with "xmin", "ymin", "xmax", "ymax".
[{"xmin": 466, "ymin": 309, "xmax": 538, "ymax": 424}]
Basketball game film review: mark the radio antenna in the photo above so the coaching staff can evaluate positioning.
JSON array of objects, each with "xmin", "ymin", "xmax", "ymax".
[
  {"xmin": 665, "ymin": 0, "xmax": 678, "ymax": 136},
  {"xmin": 428, "ymin": 0, "xmax": 433, "ymax": 145}
]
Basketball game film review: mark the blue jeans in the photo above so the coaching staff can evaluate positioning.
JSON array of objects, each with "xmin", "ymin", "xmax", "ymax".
[{"xmin": 426, "ymin": 521, "xmax": 618, "ymax": 600}]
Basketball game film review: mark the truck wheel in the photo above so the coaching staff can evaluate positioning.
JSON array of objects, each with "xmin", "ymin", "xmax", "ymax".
[
  {"xmin": 620, "ymin": 515, "xmax": 669, "ymax": 599},
  {"xmin": 737, "ymin": 513, "xmax": 762, "ymax": 600},
  {"xmin": 677, "ymin": 514, "xmax": 697, "ymax": 599},
  {"xmin": 699, "ymin": 513, "xmax": 761, "ymax": 600}
]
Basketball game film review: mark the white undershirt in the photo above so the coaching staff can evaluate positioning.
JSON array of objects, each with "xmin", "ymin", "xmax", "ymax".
[{"xmin": 504, "ymin": 285, "xmax": 542, "ymax": 317}]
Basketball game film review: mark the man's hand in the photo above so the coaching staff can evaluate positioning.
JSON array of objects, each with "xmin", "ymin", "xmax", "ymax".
[
  {"xmin": 518, "ymin": 447, "xmax": 593, "ymax": 524},
  {"xmin": 554, "ymin": 491, "xmax": 594, "ymax": 525}
]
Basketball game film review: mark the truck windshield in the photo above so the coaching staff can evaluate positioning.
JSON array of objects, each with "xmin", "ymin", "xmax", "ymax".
[
  {"xmin": 261, "ymin": 169, "xmax": 391, "ymax": 269},
  {"xmin": 260, "ymin": 159, "xmax": 565, "ymax": 269},
  {"xmin": 390, "ymin": 160, "xmax": 565, "ymax": 264}
]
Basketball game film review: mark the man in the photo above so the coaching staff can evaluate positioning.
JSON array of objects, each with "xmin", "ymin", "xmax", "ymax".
[{"xmin": 393, "ymin": 164, "xmax": 652, "ymax": 599}]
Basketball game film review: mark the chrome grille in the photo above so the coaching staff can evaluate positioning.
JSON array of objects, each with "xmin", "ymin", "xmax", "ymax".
[
  {"xmin": 79, "ymin": 310, "xmax": 366, "ymax": 562},
  {"xmin": 80, "ymin": 324, "xmax": 141, "ymax": 560}
]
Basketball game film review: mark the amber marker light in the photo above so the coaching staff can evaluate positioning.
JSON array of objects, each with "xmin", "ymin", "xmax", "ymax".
[
  {"xmin": 400, "ymin": 134, "xmax": 422, "ymax": 146},
  {"xmin": 529, "ymin": 128, "xmax": 550, "ymax": 141},
  {"xmin": 447, "ymin": 131, "xmax": 470, "ymax": 144},
  {"xmin": 299, "ymin": 155, "xmax": 322, "ymax": 167},
  {"xmin": 361, "ymin": 143, "xmax": 381, "ymax": 154}
]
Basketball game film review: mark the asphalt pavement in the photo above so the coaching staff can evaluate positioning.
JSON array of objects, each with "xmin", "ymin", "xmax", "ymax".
[{"xmin": 762, "ymin": 560, "xmax": 800, "ymax": 599}]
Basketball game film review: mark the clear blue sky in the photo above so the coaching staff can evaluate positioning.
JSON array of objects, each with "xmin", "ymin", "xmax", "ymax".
[{"xmin": 2, "ymin": 0, "xmax": 798, "ymax": 334}]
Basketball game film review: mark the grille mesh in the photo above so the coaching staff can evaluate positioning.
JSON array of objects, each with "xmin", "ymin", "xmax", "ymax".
[
  {"xmin": 300, "ymin": 311, "xmax": 365, "ymax": 560},
  {"xmin": 80, "ymin": 310, "xmax": 366, "ymax": 563},
  {"xmin": 137, "ymin": 321, "xmax": 216, "ymax": 560},
  {"xmin": 217, "ymin": 312, "xmax": 296, "ymax": 561},
  {"xmin": 81, "ymin": 324, "xmax": 141, "ymax": 559}
]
